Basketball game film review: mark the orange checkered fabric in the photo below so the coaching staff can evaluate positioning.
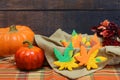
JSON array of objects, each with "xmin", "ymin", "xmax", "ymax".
[{"xmin": 0, "ymin": 57, "xmax": 120, "ymax": 80}]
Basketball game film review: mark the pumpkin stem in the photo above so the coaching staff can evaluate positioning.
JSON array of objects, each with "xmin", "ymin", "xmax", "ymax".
[
  {"xmin": 9, "ymin": 25, "xmax": 18, "ymax": 32},
  {"xmin": 23, "ymin": 41, "xmax": 33, "ymax": 48}
]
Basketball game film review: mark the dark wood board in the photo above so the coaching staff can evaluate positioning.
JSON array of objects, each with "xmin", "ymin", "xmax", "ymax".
[
  {"xmin": 0, "ymin": 11, "xmax": 120, "ymax": 36},
  {"xmin": 0, "ymin": 0, "xmax": 119, "ymax": 10}
]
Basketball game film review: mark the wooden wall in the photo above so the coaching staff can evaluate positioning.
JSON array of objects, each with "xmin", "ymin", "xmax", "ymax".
[{"xmin": 0, "ymin": 0, "xmax": 120, "ymax": 36}]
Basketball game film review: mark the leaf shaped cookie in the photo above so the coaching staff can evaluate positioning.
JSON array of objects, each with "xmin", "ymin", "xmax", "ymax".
[
  {"xmin": 71, "ymin": 30, "xmax": 82, "ymax": 48},
  {"xmin": 53, "ymin": 43, "xmax": 79, "ymax": 70},
  {"xmin": 60, "ymin": 40, "xmax": 69, "ymax": 47},
  {"xmin": 75, "ymin": 42, "xmax": 107, "ymax": 70},
  {"xmin": 60, "ymin": 30, "xmax": 82, "ymax": 48}
]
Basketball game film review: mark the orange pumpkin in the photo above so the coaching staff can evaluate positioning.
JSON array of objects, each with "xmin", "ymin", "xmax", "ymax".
[
  {"xmin": 0, "ymin": 25, "xmax": 34, "ymax": 57},
  {"xmin": 15, "ymin": 41, "xmax": 44, "ymax": 70}
]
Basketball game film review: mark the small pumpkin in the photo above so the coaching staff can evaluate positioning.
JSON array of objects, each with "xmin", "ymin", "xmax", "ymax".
[
  {"xmin": 0, "ymin": 25, "xmax": 34, "ymax": 57},
  {"xmin": 15, "ymin": 41, "xmax": 44, "ymax": 70}
]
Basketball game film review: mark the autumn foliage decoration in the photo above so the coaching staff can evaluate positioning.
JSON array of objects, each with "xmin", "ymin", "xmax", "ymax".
[{"xmin": 91, "ymin": 19, "xmax": 120, "ymax": 46}]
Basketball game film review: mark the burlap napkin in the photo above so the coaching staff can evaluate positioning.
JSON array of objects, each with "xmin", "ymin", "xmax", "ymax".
[
  {"xmin": 35, "ymin": 29, "xmax": 120, "ymax": 79},
  {"xmin": 102, "ymin": 46, "xmax": 120, "ymax": 65}
]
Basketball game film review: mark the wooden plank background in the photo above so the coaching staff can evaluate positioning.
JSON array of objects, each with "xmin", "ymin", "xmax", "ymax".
[{"xmin": 0, "ymin": 0, "xmax": 120, "ymax": 36}]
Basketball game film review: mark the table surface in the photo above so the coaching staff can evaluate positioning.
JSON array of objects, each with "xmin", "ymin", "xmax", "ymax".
[{"xmin": 0, "ymin": 57, "xmax": 120, "ymax": 80}]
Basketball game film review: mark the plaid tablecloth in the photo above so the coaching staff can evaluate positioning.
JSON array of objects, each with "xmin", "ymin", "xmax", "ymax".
[{"xmin": 0, "ymin": 57, "xmax": 120, "ymax": 80}]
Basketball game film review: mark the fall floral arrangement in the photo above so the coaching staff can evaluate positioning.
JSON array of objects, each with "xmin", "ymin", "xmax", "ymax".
[{"xmin": 91, "ymin": 19, "xmax": 120, "ymax": 46}]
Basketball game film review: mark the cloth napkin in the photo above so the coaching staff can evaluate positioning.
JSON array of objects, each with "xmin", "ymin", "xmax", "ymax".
[{"xmin": 35, "ymin": 29, "xmax": 120, "ymax": 79}]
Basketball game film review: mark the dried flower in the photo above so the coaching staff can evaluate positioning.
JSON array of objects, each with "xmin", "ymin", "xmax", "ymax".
[{"xmin": 91, "ymin": 19, "xmax": 120, "ymax": 46}]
